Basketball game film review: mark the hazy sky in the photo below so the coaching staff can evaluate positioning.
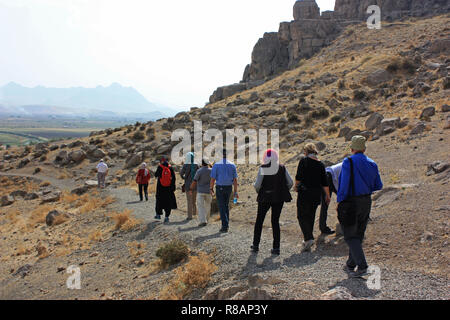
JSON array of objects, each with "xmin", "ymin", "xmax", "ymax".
[{"xmin": 0, "ymin": 0, "xmax": 335, "ymax": 111}]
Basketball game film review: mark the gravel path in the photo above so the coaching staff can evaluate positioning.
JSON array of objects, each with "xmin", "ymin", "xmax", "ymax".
[{"xmin": 108, "ymin": 187, "xmax": 450, "ymax": 300}]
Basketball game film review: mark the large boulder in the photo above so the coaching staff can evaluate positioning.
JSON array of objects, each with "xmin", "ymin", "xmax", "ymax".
[
  {"xmin": 376, "ymin": 117, "xmax": 400, "ymax": 136},
  {"xmin": 40, "ymin": 191, "xmax": 61, "ymax": 204},
  {"xmin": 68, "ymin": 150, "xmax": 86, "ymax": 164},
  {"xmin": 45, "ymin": 210, "xmax": 69, "ymax": 226},
  {"xmin": 365, "ymin": 113, "xmax": 384, "ymax": 131},
  {"xmin": 125, "ymin": 152, "xmax": 144, "ymax": 169},
  {"xmin": 364, "ymin": 69, "xmax": 393, "ymax": 87}
]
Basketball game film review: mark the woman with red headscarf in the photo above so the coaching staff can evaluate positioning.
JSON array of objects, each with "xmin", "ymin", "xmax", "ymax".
[{"xmin": 251, "ymin": 149, "xmax": 293, "ymax": 255}]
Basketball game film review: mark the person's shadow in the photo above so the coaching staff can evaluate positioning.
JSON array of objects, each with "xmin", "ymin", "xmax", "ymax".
[
  {"xmin": 126, "ymin": 201, "xmax": 143, "ymax": 205},
  {"xmin": 135, "ymin": 221, "xmax": 160, "ymax": 240},
  {"xmin": 329, "ymin": 277, "xmax": 381, "ymax": 299},
  {"xmin": 193, "ymin": 232, "xmax": 223, "ymax": 245}
]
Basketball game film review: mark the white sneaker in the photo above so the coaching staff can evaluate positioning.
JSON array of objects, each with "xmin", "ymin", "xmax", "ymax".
[{"xmin": 302, "ymin": 240, "xmax": 314, "ymax": 252}]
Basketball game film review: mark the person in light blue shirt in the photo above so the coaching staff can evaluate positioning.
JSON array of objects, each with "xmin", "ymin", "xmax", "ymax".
[
  {"xmin": 210, "ymin": 149, "xmax": 238, "ymax": 233},
  {"xmin": 337, "ymin": 136, "xmax": 383, "ymax": 278},
  {"xmin": 319, "ymin": 162, "xmax": 343, "ymax": 235}
]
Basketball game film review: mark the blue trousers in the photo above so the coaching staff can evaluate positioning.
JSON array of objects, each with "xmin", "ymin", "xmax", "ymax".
[{"xmin": 216, "ymin": 185, "xmax": 232, "ymax": 230}]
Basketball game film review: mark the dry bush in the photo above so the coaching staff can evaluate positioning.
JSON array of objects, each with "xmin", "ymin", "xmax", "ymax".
[
  {"xmin": 79, "ymin": 196, "xmax": 115, "ymax": 214},
  {"xmin": 89, "ymin": 230, "xmax": 103, "ymax": 242},
  {"xmin": 155, "ymin": 240, "xmax": 189, "ymax": 269},
  {"xmin": 36, "ymin": 244, "xmax": 50, "ymax": 259},
  {"xmin": 15, "ymin": 245, "xmax": 32, "ymax": 256},
  {"xmin": 159, "ymin": 252, "xmax": 217, "ymax": 300},
  {"xmin": 111, "ymin": 209, "xmax": 141, "ymax": 231}
]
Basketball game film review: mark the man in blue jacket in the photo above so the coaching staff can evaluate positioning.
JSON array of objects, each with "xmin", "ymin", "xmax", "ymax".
[
  {"xmin": 210, "ymin": 149, "xmax": 238, "ymax": 233},
  {"xmin": 337, "ymin": 136, "xmax": 383, "ymax": 278}
]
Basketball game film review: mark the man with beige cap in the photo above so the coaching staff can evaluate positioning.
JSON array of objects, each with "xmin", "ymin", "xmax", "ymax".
[{"xmin": 337, "ymin": 136, "xmax": 383, "ymax": 278}]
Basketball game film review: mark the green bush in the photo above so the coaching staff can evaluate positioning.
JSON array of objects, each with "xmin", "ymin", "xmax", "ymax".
[{"xmin": 156, "ymin": 240, "xmax": 189, "ymax": 268}]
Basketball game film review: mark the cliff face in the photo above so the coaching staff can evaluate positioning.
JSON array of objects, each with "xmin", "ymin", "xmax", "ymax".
[
  {"xmin": 208, "ymin": 0, "xmax": 450, "ymax": 104},
  {"xmin": 334, "ymin": 0, "xmax": 450, "ymax": 20}
]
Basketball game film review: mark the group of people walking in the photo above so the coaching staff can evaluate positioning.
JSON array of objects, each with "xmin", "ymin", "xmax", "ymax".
[
  {"xmin": 97, "ymin": 135, "xmax": 383, "ymax": 278},
  {"xmin": 249, "ymin": 135, "xmax": 383, "ymax": 278}
]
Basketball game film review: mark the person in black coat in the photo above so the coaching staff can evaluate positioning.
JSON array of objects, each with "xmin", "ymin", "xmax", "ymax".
[
  {"xmin": 295, "ymin": 143, "xmax": 330, "ymax": 252},
  {"xmin": 251, "ymin": 149, "xmax": 293, "ymax": 256},
  {"xmin": 154, "ymin": 157, "xmax": 177, "ymax": 224}
]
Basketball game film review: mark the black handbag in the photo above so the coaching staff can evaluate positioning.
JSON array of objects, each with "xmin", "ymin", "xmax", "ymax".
[{"xmin": 337, "ymin": 157, "xmax": 358, "ymax": 227}]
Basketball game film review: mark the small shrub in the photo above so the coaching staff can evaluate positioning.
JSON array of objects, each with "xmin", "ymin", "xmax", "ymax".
[
  {"xmin": 156, "ymin": 240, "xmax": 189, "ymax": 268},
  {"xmin": 111, "ymin": 209, "xmax": 140, "ymax": 231},
  {"xmin": 132, "ymin": 131, "xmax": 145, "ymax": 141},
  {"xmin": 330, "ymin": 115, "xmax": 341, "ymax": 123},
  {"xmin": 310, "ymin": 107, "xmax": 330, "ymax": 120},
  {"xmin": 159, "ymin": 252, "xmax": 217, "ymax": 300}
]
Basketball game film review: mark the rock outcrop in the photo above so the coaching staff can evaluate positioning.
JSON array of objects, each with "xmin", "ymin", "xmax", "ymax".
[{"xmin": 208, "ymin": 0, "xmax": 450, "ymax": 103}]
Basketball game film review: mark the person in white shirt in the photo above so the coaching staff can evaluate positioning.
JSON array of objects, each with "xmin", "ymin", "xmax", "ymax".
[
  {"xmin": 96, "ymin": 159, "xmax": 108, "ymax": 189},
  {"xmin": 320, "ymin": 162, "xmax": 343, "ymax": 235}
]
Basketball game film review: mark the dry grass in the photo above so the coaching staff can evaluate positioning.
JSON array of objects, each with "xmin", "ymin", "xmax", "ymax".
[
  {"xmin": 79, "ymin": 195, "xmax": 116, "ymax": 214},
  {"xmin": 159, "ymin": 252, "xmax": 217, "ymax": 300},
  {"xmin": 89, "ymin": 230, "xmax": 104, "ymax": 243},
  {"xmin": 127, "ymin": 241, "xmax": 146, "ymax": 257},
  {"xmin": 28, "ymin": 204, "xmax": 53, "ymax": 226},
  {"xmin": 110, "ymin": 209, "xmax": 141, "ymax": 231}
]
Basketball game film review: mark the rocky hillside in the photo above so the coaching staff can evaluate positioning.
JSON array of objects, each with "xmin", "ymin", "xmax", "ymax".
[
  {"xmin": 0, "ymin": 14, "xmax": 449, "ymax": 300},
  {"xmin": 209, "ymin": 0, "xmax": 450, "ymax": 104}
]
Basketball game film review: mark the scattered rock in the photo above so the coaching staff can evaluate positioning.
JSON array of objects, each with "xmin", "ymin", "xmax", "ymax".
[
  {"xmin": 420, "ymin": 107, "xmax": 436, "ymax": 119},
  {"xmin": 71, "ymin": 186, "xmax": 90, "ymax": 196},
  {"xmin": 10, "ymin": 190, "xmax": 27, "ymax": 199},
  {"xmin": 321, "ymin": 287, "xmax": 355, "ymax": 300},
  {"xmin": 364, "ymin": 69, "xmax": 393, "ymax": 87},
  {"xmin": 24, "ymin": 193, "xmax": 39, "ymax": 201},
  {"xmin": 420, "ymin": 231, "xmax": 434, "ymax": 243},
  {"xmin": 45, "ymin": 210, "xmax": 69, "ymax": 226},
  {"xmin": 365, "ymin": 113, "xmax": 384, "ymax": 131},
  {"xmin": 410, "ymin": 122, "xmax": 426, "ymax": 135},
  {"xmin": 13, "ymin": 264, "xmax": 32, "ymax": 278},
  {"xmin": 68, "ymin": 150, "xmax": 87, "ymax": 164},
  {"xmin": 230, "ymin": 287, "xmax": 275, "ymax": 300},
  {"xmin": 441, "ymin": 104, "xmax": 450, "ymax": 113},
  {"xmin": 40, "ymin": 191, "xmax": 61, "ymax": 204},
  {"xmin": 427, "ymin": 161, "xmax": 449, "ymax": 176},
  {"xmin": 1, "ymin": 195, "xmax": 14, "ymax": 207}
]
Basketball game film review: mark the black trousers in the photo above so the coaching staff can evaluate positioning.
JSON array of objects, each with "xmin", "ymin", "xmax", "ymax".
[
  {"xmin": 342, "ymin": 195, "xmax": 372, "ymax": 270},
  {"xmin": 156, "ymin": 206, "xmax": 171, "ymax": 218},
  {"xmin": 138, "ymin": 184, "xmax": 149, "ymax": 201},
  {"xmin": 297, "ymin": 196, "xmax": 320, "ymax": 241},
  {"xmin": 319, "ymin": 172, "xmax": 336, "ymax": 232},
  {"xmin": 252, "ymin": 202, "xmax": 284, "ymax": 250}
]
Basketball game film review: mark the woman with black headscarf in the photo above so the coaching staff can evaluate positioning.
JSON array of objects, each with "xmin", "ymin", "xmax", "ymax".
[{"xmin": 155, "ymin": 156, "xmax": 177, "ymax": 224}]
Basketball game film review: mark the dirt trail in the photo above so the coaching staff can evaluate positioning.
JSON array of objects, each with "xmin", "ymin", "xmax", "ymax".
[{"xmin": 105, "ymin": 181, "xmax": 449, "ymax": 300}]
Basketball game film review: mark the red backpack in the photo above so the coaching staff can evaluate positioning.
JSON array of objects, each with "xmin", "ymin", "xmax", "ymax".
[{"xmin": 159, "ymin": 164, "xmax": 172, "ymax": 187}]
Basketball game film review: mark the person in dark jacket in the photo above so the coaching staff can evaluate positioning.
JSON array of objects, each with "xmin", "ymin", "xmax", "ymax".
[
  {"xmin": 154, "ymin": 157, "xmax": 177, "ymax": 224},
  {"xmin": 295, "ymin": 143, "xmax": 331, "ymax": 252},
  {"xmin": 136, "ymin": 162, "xmax": 151, "ymax": 201},
  {"xmin": 252, "ymin": 149, "xmax": 293, "ymax": 256}
]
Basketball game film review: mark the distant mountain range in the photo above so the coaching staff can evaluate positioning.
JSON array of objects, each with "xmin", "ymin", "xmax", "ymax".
[{"xmin": 0, "ymin": 82, "xmax": 176, "ymax": 120}]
